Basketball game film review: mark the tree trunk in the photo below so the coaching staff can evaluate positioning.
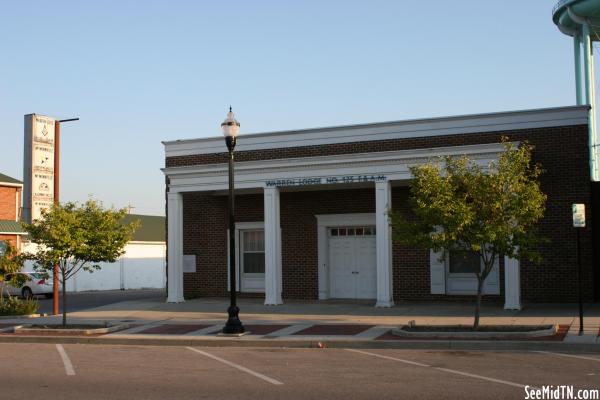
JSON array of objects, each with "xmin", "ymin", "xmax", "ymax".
[
  {"xmin": 473, "ymin": 276, "xmax": 484, "ymax": 330},
  {"xmin": 61, "ymin": 269, "xmax": 67, "ymax": 327}
]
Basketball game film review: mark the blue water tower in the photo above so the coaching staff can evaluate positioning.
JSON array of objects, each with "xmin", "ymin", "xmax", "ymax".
[{"xmin": 553, "ymin": 0, "xmax": 600, "ymax": 181}]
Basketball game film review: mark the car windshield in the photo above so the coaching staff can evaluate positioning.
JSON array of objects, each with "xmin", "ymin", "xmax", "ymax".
[{"xmin": 27, "ymin": 273, "xmax": 45, "ymax": 280}]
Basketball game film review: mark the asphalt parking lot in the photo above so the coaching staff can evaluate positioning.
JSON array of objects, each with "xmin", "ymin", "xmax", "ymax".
[
  {"xmin": 35, "ymin": 289, "xmax": 165, "ymax": 315},
  {"xmin": 1, "ymin": 344, "xmax": 598, "ymax": 400}
]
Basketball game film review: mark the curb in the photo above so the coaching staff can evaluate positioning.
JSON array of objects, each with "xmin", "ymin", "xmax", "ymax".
[
  {"xmin": 0, "ymin": 335, "xmax": 598, "ymax": 352},
  {"xmin": 13, "ymin": 323, "xmax": 130, "ymax": 335},
  {"xmin": 0, "ymin": 313, "xmax": 49, "ymax": 320},
  {"xmin": 392, "ymin": 325, "xmax": 557, "ymax": 339}
]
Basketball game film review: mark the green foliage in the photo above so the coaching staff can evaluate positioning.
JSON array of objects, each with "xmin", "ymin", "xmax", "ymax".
[
  {"xmin": 22, "ymin": 199, "xmax": 139, "ymax": 324},
  {"xmin": 391, "ymin": 139, "xmax": 546, "ymax": 269},
  {"xmin": 0, "ymin": 295, "xmax": 38, "ymax": 316},
  {"xmin": 23, "ymin": 199, "xmax": 140, "ymax": 279},
  {"xmin": 390, "ymin": 139, "xmax": 547, "ymax": 328},
  {"xmin": 0, "ymin": 241, "xmax": 26, "ymax": 293}
]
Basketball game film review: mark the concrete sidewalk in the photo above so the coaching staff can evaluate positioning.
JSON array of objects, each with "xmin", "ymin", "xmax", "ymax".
[{"xmin": 1, "ymin": 298, "xmax": 599, "ymax": 349}]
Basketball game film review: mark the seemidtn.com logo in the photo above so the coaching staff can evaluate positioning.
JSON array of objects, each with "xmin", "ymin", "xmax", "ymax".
[{"xmin": 525, "ymin": 386, "xmax": 599, "ymax": 400}]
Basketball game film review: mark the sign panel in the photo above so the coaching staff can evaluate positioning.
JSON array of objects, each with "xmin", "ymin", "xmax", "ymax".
[
  {"xmin": 266, "ymin": 174, "xmax": 387, "ymax": 188},
  {"xmin": 182, "ymin": 255, "xmax": 197, "ymax": 273},
  {"xmin": 572, "ymin": 203, "xmax": 585, "ymax": 228},
  {"xmin": 23, "ymin": 114, "xmax": 56, "ymax": 223}
]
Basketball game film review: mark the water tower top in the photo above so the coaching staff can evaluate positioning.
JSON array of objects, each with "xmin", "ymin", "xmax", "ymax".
[{"xmin": 553, "ymin": 0, "xmax": 600, "ymax": 38}]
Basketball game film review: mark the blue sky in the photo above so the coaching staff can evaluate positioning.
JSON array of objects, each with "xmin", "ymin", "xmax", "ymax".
[{"xmin": 0, "ymin": 1, "xmax": 584, "ymax": 215}]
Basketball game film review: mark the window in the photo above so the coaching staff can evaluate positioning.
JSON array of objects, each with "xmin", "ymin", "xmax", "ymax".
[
  {"xmin": 329, "ymin": 226, "xmax": 376, "ymax": 237},
  {"xmin": 448, "ymin": 251, "xmax": 481, "ymax": 274},
  {"xmin": 242, "ymin": 230, "xmax": 265, "ymax": 274},
  {"xmin": 0, "ymin": 241, "xmax": 6, "ymax": 257}
]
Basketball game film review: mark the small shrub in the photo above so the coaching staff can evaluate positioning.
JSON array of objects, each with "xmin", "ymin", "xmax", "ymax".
[{"xmin": 0, "ymin": 295, "xmax": 38, "ymax": 315}]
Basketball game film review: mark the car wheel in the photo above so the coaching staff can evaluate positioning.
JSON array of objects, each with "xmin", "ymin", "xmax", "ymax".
[
  {"xmin": 21, "ymin": 287, "xmax": 34, "ymax": 299},
  {"xmin": 44, "ymin": 293, "xmax": 53, "ymax": 299}
]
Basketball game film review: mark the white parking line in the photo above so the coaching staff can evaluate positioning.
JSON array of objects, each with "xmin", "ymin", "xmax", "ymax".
[
  {"xmin": 187, "ymin": 347, "xmax": 283, "ymax": 385},
  {"xmin": 346, "ymin": 349, "xmax": 430, "ymax": 367},
  {"xmin": 346, "ymin": 349, "xmax": 534, "ymax": 389},
  {"xmin": 534, "ymin": 351, "xmax": 600, "ymax": 362},
  {"xmin": 55, "ymin": 344, "xmax": 75, "ymax": 376}
]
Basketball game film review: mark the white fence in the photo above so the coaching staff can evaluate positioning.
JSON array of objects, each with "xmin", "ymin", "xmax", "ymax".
[{"xmin": 22, "ymin": 242, "xmax": 166, "ymax": 292}]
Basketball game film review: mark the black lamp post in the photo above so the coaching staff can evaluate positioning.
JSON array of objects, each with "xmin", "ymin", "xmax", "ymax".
[{"xmin": 221, "ymin": 107, "xmax": 245, "ymax": 335}]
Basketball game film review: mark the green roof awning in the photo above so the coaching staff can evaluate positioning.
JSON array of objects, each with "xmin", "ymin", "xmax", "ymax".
[
  {"xmin": 121, "ymin": 214, "xmax": 165, "ymax": 242},
  {"xmin": 0, "ymin": 220, "xmax": 26, "ymax": 234},
  {"xmin": 0, "ymin": 173, "xmax": 22, "ymax": 186}
]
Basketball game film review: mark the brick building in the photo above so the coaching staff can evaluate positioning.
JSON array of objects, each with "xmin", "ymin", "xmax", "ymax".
[
  {"xmin": 0, "ymin": 172, "xmax": 26, "ymax": 255},
  {"xmin": 162, "ymin": 106, "xmax": 598, "ymax": 307}
]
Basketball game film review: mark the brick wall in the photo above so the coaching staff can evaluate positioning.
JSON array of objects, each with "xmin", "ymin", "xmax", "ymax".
[
  {"xmin": 172, "ymin": 124, "xmax": 595, "ymax": 303},
  {"xmin": 0, "ymin": 186, "xmax": 20, "ymax": 221},
  {"xmin": 0, "ymin": 234, "xmax": 18, "ymax": 247}
]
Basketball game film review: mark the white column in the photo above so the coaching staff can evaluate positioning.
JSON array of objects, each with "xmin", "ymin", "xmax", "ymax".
[
  {"xmin": 264, "ymin": 187, "xmax": 283, "ymax": 305},
  {"xmin": 167, "ymin": 191, "xmax": 184, "ymax": 303},
  {"xmin": 317, "ymin": 224, "xmax": 328, "ymax": 300},
  {"xmin": 375, "ymin": 181, "xmax": 394, "ymax": 307},
  {"xmin": 503, "ymin": 256, "xmax": 521, "ymax": 310}
]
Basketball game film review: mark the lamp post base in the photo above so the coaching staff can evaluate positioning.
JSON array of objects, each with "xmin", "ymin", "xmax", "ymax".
[{"xmin": 222, "ymin": 305, "xmax": 245, "ymax": 334}]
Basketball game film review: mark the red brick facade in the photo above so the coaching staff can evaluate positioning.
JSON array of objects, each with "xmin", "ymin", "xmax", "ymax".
[
  {"xmin": 169, "ymin": 124, "xmax": 595, "ymax": 303},
  {"xmin": 0, "ymin": 186, "xmax": 20, "ymax": 221}
]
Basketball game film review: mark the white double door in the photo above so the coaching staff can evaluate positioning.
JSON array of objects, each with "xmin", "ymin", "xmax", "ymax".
[{"xmin": 329, "ymin": 235, "xmax": 377, "ymax": 299}]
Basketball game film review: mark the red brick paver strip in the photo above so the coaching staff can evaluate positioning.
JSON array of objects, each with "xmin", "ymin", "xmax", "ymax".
[
  {"xmin": 374, "ymin": 324, "xmax": 571, "ymax": 341},
  {"xmin": 137, "ymin": 324, "xmax": 211, "ymax": 335},
  {"xmin": 243, "ymin": 324, "xmax": 290, "ymax": 335},
  {"xmin": 293, "ymin": 324, "xmax": 374, "ymax": 336}
]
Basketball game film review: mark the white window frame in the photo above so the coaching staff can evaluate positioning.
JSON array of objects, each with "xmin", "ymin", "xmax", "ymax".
[
  {"xmin": 227, "ymin": 221, "xmax": 264, "ymax": 292},
  {"xmin": 442, "ymin": 250, "xmax": 500, "ymax": 295}
]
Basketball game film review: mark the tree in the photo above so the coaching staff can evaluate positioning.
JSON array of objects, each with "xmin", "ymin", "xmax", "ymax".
[
  {"xmin": 23, "ymin": 199, "xmax": 139, "ymax": 326},
  {"xmin": 390, "ymin": 139, "xmax": 546, "ymax": 329},
  {"xmin": 0, "ymin": 241, "xmax": 26, "ymax": 297}
]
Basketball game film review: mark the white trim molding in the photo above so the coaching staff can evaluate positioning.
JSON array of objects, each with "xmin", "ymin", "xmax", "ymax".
[
  {"xmin": 164, "ymin": 106, "xmax": 588, "ymax": 157},
  {"xmin": 164, "ymin": 143, "xmax": 508, "ymax": 193}
]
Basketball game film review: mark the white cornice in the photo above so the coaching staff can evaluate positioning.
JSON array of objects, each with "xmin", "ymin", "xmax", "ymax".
[
  {"xmin": 0, "ymin": 182, "xmax": 23, "ymax": 188},
  {"xmin": 165, "ymin": 142, "xmax": 507, "ymax": 193},
  {"xmin": 163, "ymin": 105, "xmax": 588, "ymax": 157}
]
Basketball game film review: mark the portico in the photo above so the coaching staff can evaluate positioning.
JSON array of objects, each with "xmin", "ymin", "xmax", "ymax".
[
  {"xmin": 163, "ymin": 106, "xmax": 593, "ymax": 306},
  {"xmin": 164, "ymin": 139, "xmax": 510, "ymax": 307}
]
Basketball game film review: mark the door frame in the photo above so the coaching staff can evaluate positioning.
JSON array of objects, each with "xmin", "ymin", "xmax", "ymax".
[
  {"xmin": 315, "ymin": 213, "xmax": 376, "ymax": 300},
  {"xmin": 227, "ymin": 221, "xmax": 264, "ymax": 292}
]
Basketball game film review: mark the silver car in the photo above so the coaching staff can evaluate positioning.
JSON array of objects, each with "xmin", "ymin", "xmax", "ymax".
[{"xmin": 0, "ymin": 272, "xmax": 54, "ymax": 299}]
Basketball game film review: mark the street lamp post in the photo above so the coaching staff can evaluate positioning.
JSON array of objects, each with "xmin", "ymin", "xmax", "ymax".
[{"xmin": 221, "ymin": 107, "xmax": 245, "ymax": 335}]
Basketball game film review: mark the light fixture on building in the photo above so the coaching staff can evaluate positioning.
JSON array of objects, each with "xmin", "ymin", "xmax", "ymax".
[{"xmin": 221, "ymin": 107, "xmax": 245, "ymax": 335}]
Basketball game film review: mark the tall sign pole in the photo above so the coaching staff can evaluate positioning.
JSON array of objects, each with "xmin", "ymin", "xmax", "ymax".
[
  {"xmin": 572, "ymin": 203, "xmax": 586, "ymax": 335},
  {"xmin": 52, "ymin": 121, "xmax": 60, "ymax": 315},
  {"xmin": 51, "ymin": 117, "xmax": 78, "ymax": 315},
  {"xmin": 23, "ymin": 115, "xmax": 78, "ymax": 316}
]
